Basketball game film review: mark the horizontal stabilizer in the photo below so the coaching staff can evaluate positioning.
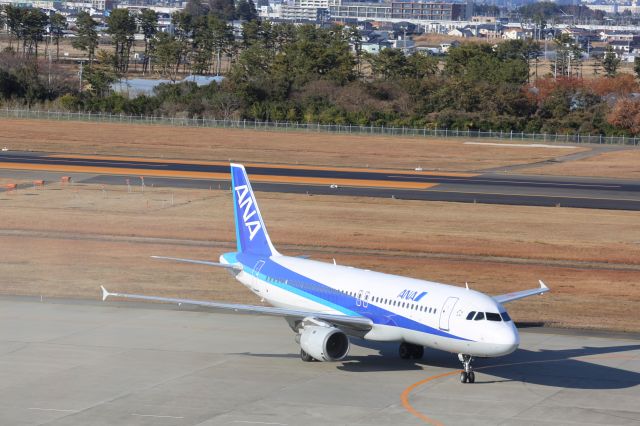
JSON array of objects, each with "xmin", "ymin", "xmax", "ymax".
[
  {"xmin": 151, "ymin": 256, "xmax": 242, "ymax": 271},
  {"xmin": 101, "ymin": 285, "xmax": 110, "ymax": 301},
  {"xmin": 493, "ymin": 280, "xmax": 549, "ymax": 304}
]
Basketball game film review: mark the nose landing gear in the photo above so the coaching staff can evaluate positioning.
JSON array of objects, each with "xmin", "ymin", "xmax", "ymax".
[{"xmin": 458, "ymin": 354, "xmax": 475, "ymax": 383}]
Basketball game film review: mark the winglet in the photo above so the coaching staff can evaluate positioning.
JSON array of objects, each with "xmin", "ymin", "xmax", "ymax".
[
  {"xmin": 101, "ymin": 285, "xmax": 110, "ymax": 301},
  {"xmin": 493, "ymin": 280, "xmax": 550, "ymax": 304}
]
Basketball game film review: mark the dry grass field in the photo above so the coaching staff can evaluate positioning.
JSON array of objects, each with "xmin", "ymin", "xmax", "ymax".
[
  {"xmin": 0, "ymin": 119, "xmax": 590, "ymax": 172},
  {"xmin": 0, "ymin": 182, "xmax": 638, "ymax": 332}
]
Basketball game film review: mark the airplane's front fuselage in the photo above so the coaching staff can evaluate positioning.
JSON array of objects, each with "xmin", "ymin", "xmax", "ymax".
[{"xmin": 221, "ymin": 252, "xmax": 519, "ymax": 358}]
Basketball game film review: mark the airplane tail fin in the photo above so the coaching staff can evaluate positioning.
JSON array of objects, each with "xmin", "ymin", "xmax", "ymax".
[{"xmin": 230, "ymin": 163, "xmax": 279, "ymax": 257}]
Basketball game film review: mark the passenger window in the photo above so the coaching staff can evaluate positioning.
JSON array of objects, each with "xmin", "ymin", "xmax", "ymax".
[
  {"xmin": 466, "ymin": 311, "xmax": 476, "ymax": 320},
  {"xmin": 474, "ymin": 312, "xmax": 485, "ymax": 321},
  {"xmin": 486, "ymin": 312, "xmax": 501, "ymax": 321},
  {"xmin": 500, "ymin": 312, "xmax": 512, "ymax": 322}
]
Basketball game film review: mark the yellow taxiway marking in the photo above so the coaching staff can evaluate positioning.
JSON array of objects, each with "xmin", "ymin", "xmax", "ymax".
[
  {"xmin": 0, "ymin": 163, "xmax": 437, "ymax": 190},
  {"xmin": 48, "ymin": 154, "xmax": 477, "ymax": 178}
]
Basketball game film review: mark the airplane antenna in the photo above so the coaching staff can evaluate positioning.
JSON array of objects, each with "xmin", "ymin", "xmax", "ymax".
[
  {"xmin": 333, "ymin": 258, "xmax": 337, "ymax": 265},
  {"xmin": 465, "ymin": 282, "xmax": 469, "ymax": 290}
]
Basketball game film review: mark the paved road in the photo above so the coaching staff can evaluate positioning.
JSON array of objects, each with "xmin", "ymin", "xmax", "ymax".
[
  {"xmin": 0, "ymin": 297, "xmax": 638, "ymax": 426},
  {"xmin": 2, "ymin": 152, "xmax": 640, "ymax": 210}
]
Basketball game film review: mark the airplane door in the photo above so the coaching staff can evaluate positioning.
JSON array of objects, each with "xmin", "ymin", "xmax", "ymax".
[
  {"xmin": 252, "ymin": 260, "xmax": 266, "ymax": 293},
  {"xmin": 439, "ymin": 297, "xmax": 459, "ymax": 331}
]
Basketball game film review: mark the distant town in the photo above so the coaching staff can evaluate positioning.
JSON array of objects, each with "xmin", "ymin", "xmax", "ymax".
[
  {"xmin": 3, "ymin": 0, "xmax": 640, "ymax": 136},
  {"xmin": 3, "ymin": 0, "xmax": 640, "ymax": 62}
]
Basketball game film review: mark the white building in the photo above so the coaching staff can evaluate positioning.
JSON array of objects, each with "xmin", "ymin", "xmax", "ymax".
[{"xmin": 502, "ymin": 27, "xmax": 525, "ymax": 40}]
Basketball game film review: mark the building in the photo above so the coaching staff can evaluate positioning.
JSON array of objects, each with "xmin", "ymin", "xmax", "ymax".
[
  {"xmin": 448, "ymin": 27, "xmax": 473, "ymax": 37},
  {"xmin": 330, "ymin": 3, "xmax": 391, "ymax": 20},
  {"xmin": 330, "ymin": 0, "xmax": 468, "ymax": 22},
  {"xmin": 390, "ymin": 2, "xmax": 467, "ymax": 21},
  {"xmin": 471, "ymin": 15, "xmax": 496, "ymax": 23},
  {"xmin": 599, "ymin": 30, "xmax": 637, "ymax": 42},
  {"xmin": 502, "ymin": 27, "xmax": 525, "ymax": 40}
]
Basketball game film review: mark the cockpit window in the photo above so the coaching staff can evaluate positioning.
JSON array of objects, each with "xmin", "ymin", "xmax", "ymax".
[
  {"xmin": 474, "ymin": 312, "xmax": 485, "ymax": 321},
  {"xmin": 466, "ymin": 311, "xmax": 476, "ymax": 320},
  {"xmin": 500, "ymin": 311, "xmax": 512, "ymax": 322},
  {"xmin": 486, "ymin": 312, "xmax": 502, "ymax": 321}
]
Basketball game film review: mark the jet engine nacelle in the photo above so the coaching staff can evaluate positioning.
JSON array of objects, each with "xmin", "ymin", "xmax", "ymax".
[{"xmin": 299, "ymin": 325, "xmax": 350, "ymax": 362}]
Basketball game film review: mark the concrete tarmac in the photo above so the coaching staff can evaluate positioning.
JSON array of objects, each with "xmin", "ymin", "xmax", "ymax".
[{"xmin": 0, "ymin": 297, "xmax": 639, "ymax": 426}]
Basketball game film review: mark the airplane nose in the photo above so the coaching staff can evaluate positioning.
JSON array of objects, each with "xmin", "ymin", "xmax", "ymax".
[{"xmin": 492, "ymin": 327, "xmax": 519, "ymax": 356}]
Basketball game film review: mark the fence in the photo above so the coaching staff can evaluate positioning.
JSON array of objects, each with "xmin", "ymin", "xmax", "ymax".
[{"xmin": 2, "ymin": 108, "xmax": 639, "ymax": 146}]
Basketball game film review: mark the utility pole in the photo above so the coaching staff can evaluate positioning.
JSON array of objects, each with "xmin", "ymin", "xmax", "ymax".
[{"xmin": 79, "ymin": 61, "xmax": 84, "ymax": 91}]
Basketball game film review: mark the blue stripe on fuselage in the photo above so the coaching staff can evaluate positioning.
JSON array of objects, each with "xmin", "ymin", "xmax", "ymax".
[{"xmin": 221, "ymin": 252, "xmax": 470, "ymax": 341}]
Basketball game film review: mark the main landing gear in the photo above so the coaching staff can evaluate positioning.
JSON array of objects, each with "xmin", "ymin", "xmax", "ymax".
[
  {"xmin": 458, "ymin": 353, "xmax": 475, "ymax": 383},
  {"xmin": 399, "ymin": 342, "xmax": 424, "ymax": 360}
]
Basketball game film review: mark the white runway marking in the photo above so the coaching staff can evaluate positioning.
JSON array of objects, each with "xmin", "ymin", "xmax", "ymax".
[
  {"xmin": 464, "ymin": 142, "xmax": 576, "ymax": 149},
  {"xmin": 232, "ymin": 421, "xmax": 289, "ymax": 425},
  {"xmin": 131, "ymin": 413, "xmax": 185, "ymax": 419},
  {"xmin": 28, "ymin": 408, "xmax": 77, "ymax": 412}
]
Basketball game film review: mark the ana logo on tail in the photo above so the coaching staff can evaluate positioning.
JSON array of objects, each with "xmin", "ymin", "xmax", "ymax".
[{"xmin": 235, "ymin": 184, "xmax": 262, "ymax": 241}]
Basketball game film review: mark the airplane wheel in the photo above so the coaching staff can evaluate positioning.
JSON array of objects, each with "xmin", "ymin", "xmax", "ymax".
[
  {"xmin": 411, "ymin": 345, "xmax": 424, "ymax": 360},
  {"xmin": 468, "ymin": 371, "xmax": 475, "ymax": 383},
  {"xmin": 460, "ymin": 372, "xmax": 468, "ymax": 383},
  {"xmin": 399, "ymin": 342, "xmax": 411, "ymax": 359},
  {"xmin": 300, "ymin": 349, "xmax": 314, "ymax": 362}
]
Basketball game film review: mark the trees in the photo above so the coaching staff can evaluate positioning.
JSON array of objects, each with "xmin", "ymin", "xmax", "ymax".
[
  {"xmin": 50, "ymin": 13, "xmax": 67, "ymax": 62},
  {"xmin": 602, "ymin": 45, "xmax": 621, "ymax": 77},
  {"xmin": 185, "ymin": 0, "xmax": 209, "ymax": 17},
  {"xmin": 151, "ymin": 32, "xmax": 182, "ymax": 81},
  {"xmin": 209, "ymin": 0, "xmax": 236, "ymax": 20},
  {"xmin": 73, "ymin": 11, "xmax": 98, "ymax": 65},
  {"xmin": 496, "ymin": 39, "xmax": 542, "ymax": 82},
  {"xmin": 607, "ymin": 97, "xmax": 640, "ymax": 134},
  {"xmin": 84, "ymin": 49, "xmax": 118, "ymax": 98},
  {"xmin": 138, "ymin": 9, "xmax": 158, "ymax": 74},
  {"xmin": 368, "ymin": 48, "xmax": 408, "ymax": 80},
  {"xmin": 635, "ymin": 56, "xmax": 640, "ymax": 80},
  {"xmin": 0, "ymin": 6, "xmax": 5, "ymax": 32},
  {"xmin": 551, "ymin": 34, "xmax": 583, "ymax": 79},
  {"xmin": 106, "ymin": 9, "xmax": 136, "ymax": 74},
  {"xmin": 4, "ymin": 5, "xmax": 25, "ymax": 51},
  {"xmin": 236, "ymin": 0, "xmax": 258, "ymax": 21},
  {"xmin": 4, "ymin": 6, "xmax": 49, "ymax": 58},
  {"xmin": 171, "ymin": 11, "xmax": 194, "ymax": 75},
  {"xmin": 22, "ymin": 8, "xmax": 48, "ymax": 59},
  {"xmin": 445, "ymin": 43, "xmax": 528, "ymax": 85}
]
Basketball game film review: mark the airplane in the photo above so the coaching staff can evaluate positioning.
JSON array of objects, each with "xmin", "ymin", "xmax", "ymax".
[{"xmin": 101, "ymin": 163, "xmax": 549, "ymax": 384}]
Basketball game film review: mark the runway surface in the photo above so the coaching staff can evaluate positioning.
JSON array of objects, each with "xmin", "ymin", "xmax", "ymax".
[
  {"xmin": 2, "ymin": 152, "xmax": 640, "ymax": 210},
  {"xmin": 1, "ymin": 297, "xmax": 638, "ymax": 426}
]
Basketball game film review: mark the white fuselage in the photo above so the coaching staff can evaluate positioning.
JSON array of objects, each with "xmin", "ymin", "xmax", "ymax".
[{"xmin": 222, "ymin": 253, "xmax": 519, "ymax": 358}]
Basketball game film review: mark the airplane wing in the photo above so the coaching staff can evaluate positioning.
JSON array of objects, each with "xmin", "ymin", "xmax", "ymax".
[
  {"xmin": 151, "ymin": 256, "xmax": 243, "ymax": 272},
  {"xmin": 100, "ymin": 286, "xmax": 373, "ymax": 332},
  {"xmin": 493, "ymin": 280, "xmax": 549, "ymax": 304}
]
